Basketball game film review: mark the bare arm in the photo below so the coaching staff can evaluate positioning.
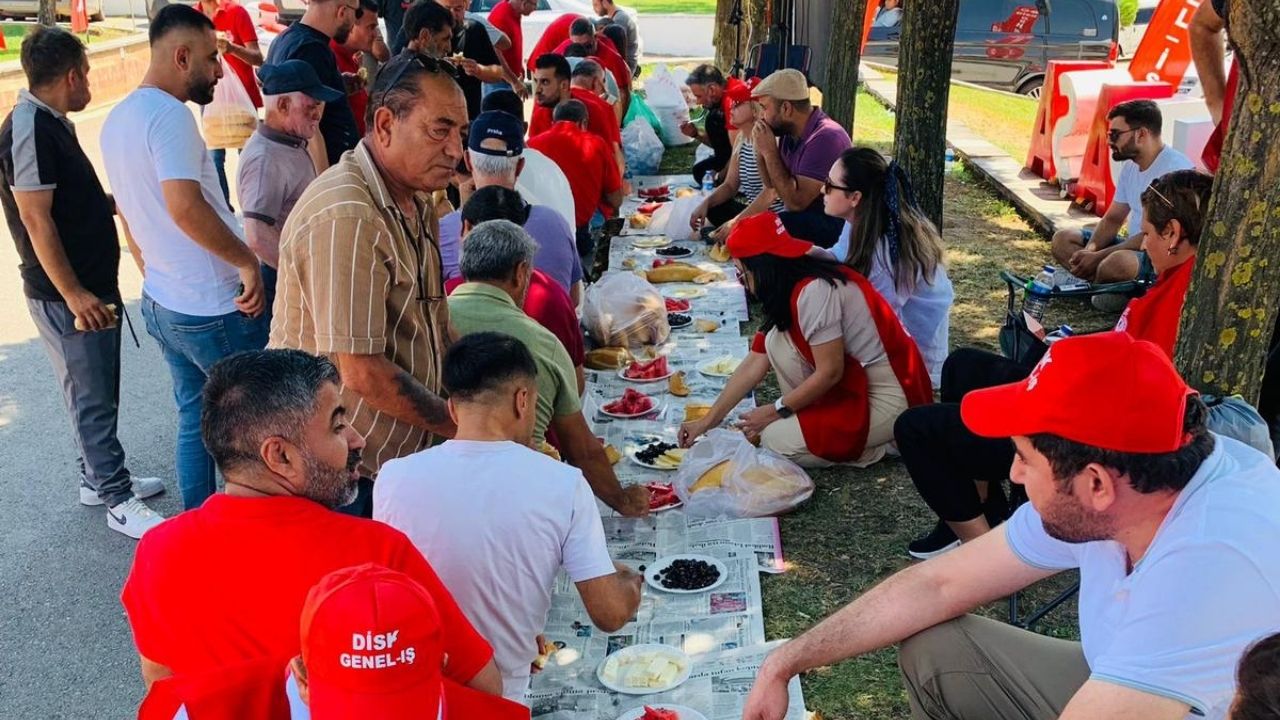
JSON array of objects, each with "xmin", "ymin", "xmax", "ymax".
[
  {"xmin": 604, "ymin": 183, "xmax": 625, "ymax": 212},
  {"xmin": 308, "ymin": 132, "xmax": 330, "ymax": 175},
  {"xmin": 678, "ymin": 351, "xmax": 771, "ymax": 446},
  {"xmin": 224, "ymin": 39, "xmax": 264, "ymax": 67},
  {"xmin": 570, "ymin": 280, "xmax": 583, "ymax": 307},
  {"xmin": 139, "ymin": 655, "xmax": 172, "ymax": 692},
  {"xmin": 575, "ymin": 364, "xmax": 585, "ymax": 395},
  {"xmin": 551, "ymin": 411, "xmax": 649, "ymax": 517},
  {"xmin": 243, "ymin": 217, "xmax": 281, "ymax": 269},
  {"xmin": 1059, "ymin": 681, "xmax": 1189, "ymax": 720},
  {"xmin": 119, "ymin": 214, "xmax": 145, "ymax": 275},
  {"xmin": 575, "ymin": 562, "xmax": 643, "ymax": 631},
  {"xmin": 463, "ymin": 659, "xmax": 504, "ymax": 695},
  {"xmin": 1084, "ymin": 201, "xmax": 1129, "ymax": 251},
  {"xmin": 161, "ymin": 179, "xmax": 264, "ymax": 316},
  {"xmin": 14, "ymin": 190, "xmax": 115, "ymax": 330},
  {"xmin": 752, "ymin": 123, "xmax": 822, "ymax": 211},
  {"xmin": 372, "ymin": 32, "xmax": 391, "ymax": 63},
  {"xmin": 1190, "ymin": 1, "xmax": 1228, "ymax": 126},
  {"xmin": 335, "ymin": 353, "xmax": 457, "ymax": 437},
  {"xmin": 712, "ymin": 183, "xmax": 781, "ymax": 241},
  {"xmin": 743, "ymin": 527, "xmax": 1055, "ymax": 719}
]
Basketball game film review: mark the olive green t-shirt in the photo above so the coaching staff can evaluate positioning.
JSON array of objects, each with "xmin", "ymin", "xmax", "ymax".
[{"xmin": 447, "ymin": 282, "xmax": 582, "ymax": 443}]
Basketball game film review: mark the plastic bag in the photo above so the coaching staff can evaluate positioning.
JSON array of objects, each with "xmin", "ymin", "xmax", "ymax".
[
  {"xmin": 582, "ymin": 271, "xmax": 671, "ymax": 349},
  {"xmin": 1204, "ymin": 394, "xmax": 1277, "ymax": 460},
  {"xmin": 203, "ymin": 58, "xmax": 258, "ymax": 150},
  {"xmin": 624, "ymin": 92, "xmax": 664, "ymax": 135},
  {"xmin": 672, "ymin": 429, "xmax": 815, "ymax": 518},
  {"xmin": 643, "ymin": 64, "xmax": 694, "ymax": 147},
  {"xmin": 622, "ymin": 119, "xmax": 664, "ymax": 176},
  {"xmin": 646, "ymin": 195, "xmax": 701, "ymax": 241}
]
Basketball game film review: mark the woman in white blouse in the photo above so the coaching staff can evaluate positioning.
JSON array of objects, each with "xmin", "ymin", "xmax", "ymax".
[{"xmin": 821, "ymin": 147, "xmax": 953, "ymax": 385}]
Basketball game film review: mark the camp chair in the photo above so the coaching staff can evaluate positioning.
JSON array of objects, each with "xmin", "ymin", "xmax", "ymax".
[
  {"xmin": 745, "ymin": 43, "xmax": 813, "ymax": 81},
  {"xmin": 997, "ymin": 269, "xmax": 1150, "ymax": 367}
]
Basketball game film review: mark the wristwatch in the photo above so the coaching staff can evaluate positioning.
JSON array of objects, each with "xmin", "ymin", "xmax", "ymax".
[{"xmin": 774, "ymin": 397, "xmax": 794, "ymax": 418}]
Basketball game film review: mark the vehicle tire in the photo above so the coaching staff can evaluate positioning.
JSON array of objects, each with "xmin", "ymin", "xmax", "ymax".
[{"xmin": 1018, "ymin": 77, "xmax": 1045, "ymax": 100}]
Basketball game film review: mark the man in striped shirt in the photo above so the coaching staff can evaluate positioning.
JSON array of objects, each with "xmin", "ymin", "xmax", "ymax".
[{"xmin": 270, "ymin": 53, "xmax": 467, "ymax": 516}]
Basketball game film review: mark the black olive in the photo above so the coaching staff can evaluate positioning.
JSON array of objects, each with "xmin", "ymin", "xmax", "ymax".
[{"xmin": 656, "ymin": 559, "xmax": 721, "ymax": 590}]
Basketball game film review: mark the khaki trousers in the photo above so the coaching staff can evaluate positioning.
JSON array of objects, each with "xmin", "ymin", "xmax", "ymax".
[
  {"xmin": 898, "ymin": 614, "xmax": 1090, "ymax": 720},
  {"xmin": 760, "ymin": 328, "xmax": 907, "ymax": 468}
]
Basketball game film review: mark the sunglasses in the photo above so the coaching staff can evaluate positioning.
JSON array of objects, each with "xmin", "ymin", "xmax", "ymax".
[
  {"xmin": 1107, "ymin": 127, "xmax": 1139, "ymax": 142},
  {"xmin": 372, "ymin": 52, "xmax": 457, "ymax": 114},
  {"xmin": 1145, "ymin": 182, "xmax": 1175, "ymax": 209},
  {"xmin": 822, "ymin": 178, "xmax": 854, "ymax": 194}
]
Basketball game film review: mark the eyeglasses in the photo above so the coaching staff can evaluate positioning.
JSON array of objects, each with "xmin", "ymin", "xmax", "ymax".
[
  {"xmin": 1107, "ymin": 127, "xmax": 1139, "ymax": 142},
  {"xmin": 822, "ymin": 178, "xmax": 854, "ymax": 194},
  {"xmin": 372, "ymin": 52, "xmax": 456, "ymax": 117}
]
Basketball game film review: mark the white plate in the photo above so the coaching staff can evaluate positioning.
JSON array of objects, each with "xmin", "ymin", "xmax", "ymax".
[
  {"xmin": 631, "ymin": 236, "xmax": 672, "ymax": 249},
  {"xmin": 597, "ymin": 644, "xmax": 692, "ymax": 695},
  {"xmin": 663, "ymin": 286, "xmax": 707, "ymax": 300},
  {"xmin": 645, "ymin": 554, "xmax": 729, "ymax": 594},
  {"xmin": 654, "ymin": 245, "xmax": 694, "ymax": 259},
  {"xmin": 600, "ymin": 395, "xmax": 662, "ymax": 419},
  {"xmin": 615, "ymin": 704, "xmax": 709, "ymax": 720},
  {"xmin": 618, "ymin": 365, "xmax": 677, "ymax": 383},
  {"xmin": 645, "ymin": 483, "xmax": 683, "ymax": 513},
  {"xmin": 697, "ymin": 356, "xmax": 741, "ymax": 378},
  {"xmin": 667, "ymin": 314, "xmax": 693, "ymax": 329},
  {"xmin": 626, "ymin": 443, "xmax": 683, "ymax": 471}
]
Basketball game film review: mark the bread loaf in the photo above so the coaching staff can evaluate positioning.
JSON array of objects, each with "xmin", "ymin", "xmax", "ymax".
[{"xmin": 585, "ymin": 347, "xmax": 632, "ymax": 370}]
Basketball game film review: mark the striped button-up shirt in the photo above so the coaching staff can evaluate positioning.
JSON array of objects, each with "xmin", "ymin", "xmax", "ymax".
[{"xmin": 270, "ymin": 142, "xmax": 450, "ymax": 476}]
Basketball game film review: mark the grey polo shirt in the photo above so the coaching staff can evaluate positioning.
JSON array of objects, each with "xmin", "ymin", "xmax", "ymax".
[{"xmin": 236, "ymin": 122, "xmax": 317, "ymax": 244}]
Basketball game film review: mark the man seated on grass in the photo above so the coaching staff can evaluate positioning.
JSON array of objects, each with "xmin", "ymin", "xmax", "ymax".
[
  {"xmin": 374, "ymin": 332, "xmax": 644, "ymax": 701},
  {"xmin": 744, "ymin": 331, "xmax": 1280, "ymax": 720},
  {"xmin": 442, "ymin": 220, "xmax": 647, "ymax": 516}
]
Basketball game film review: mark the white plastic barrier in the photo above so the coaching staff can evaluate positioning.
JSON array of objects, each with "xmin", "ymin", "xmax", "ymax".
[
  {"xmin": 1173, "ymin": 116, "xmax": 1216, "ymax": 172},
  {"xmin": 1053, "ymin": 69, "xmax": 1132, "ymax": 182}
]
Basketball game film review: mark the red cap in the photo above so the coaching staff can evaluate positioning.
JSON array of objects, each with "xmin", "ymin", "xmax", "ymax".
[
  {"xmin": 961, "ymin": 332, "xmax": 1196, "ymax": 453},
  {"xmin": 301, "ymin": 564, "xmax": 445, "ymax": 720},
  {"xmin": 726, "ymin": 211, "xmax": 813, "ymax": 259},
  {"xmin": 725, "ymin": 77, "xmax": 758, "ymax": 106}
]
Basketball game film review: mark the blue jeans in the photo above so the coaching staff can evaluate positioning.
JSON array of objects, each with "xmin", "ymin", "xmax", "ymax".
[
  {"xmin": 209, "ymin": 148, "xmax": 233, "ymax": 212},
  {"xmin": 141, "ymin": 294, "xmax": 268, "ymax": 509}
]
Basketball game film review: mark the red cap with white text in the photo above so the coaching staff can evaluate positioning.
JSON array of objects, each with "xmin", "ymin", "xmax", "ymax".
[
  {"xmin": 960, "ymin": 331, "xmax": 1196, "ymax": 453},
  {"xmin": 301, "ymin": 564, "xmax": 445, "ymax": 720}
]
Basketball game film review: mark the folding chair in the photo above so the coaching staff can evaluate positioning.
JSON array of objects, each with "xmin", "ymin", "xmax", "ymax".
[{"xmin": 745, "ymin": 43, "xmax": 813, "ymax": 81}]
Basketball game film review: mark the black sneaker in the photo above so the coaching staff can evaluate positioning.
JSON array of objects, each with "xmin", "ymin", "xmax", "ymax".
[{"xmin": 908, "ymin": 520, "xmax": 960, "ymax": 560}]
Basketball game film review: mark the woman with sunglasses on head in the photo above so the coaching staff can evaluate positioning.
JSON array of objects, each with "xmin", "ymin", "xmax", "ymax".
[
  {"xmin": 820, "ymin": 147, "xmax": 954, "ymax": 384},
  {"xmin": 894, "ymin": 168, "xmax": 1216, "ymax": 560},
  {"xmin": 689, "ymin": 81, "xmax": 786, "ymax": 242},
  {"xmin": 678, "ymin": 212, "xmax": 933, "ymax": 468}
]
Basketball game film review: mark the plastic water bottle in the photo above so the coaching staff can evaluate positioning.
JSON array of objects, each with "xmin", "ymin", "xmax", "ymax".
[
  {"xmin": 702, "ymin": 173, "xmax": 715, "ymax": 197},
  {"xmin": 1045, "ymin": 324, "xmax": 1075, "ymax": 345},
  {"xmin": 1022, "ymin": 265, "xmax": 1056, "ymax": 321},
  {"xmin": 944, "ymin": 147, "xmax": 956, "ymax": 173}
]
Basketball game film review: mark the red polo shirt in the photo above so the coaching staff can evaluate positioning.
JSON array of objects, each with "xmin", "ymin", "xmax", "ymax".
[
  {"xmin": 121, "ymin": 494, "xmax": 493, "ymax": 684},
  {"xmin": 488, "ymin": 0, "xmax": 524, "ymax": 78},
  {"xmin": 552, "ymin": 37, "xmax": 631, "ymax": 98},
  {"xmin": 445, "ymin": 269, "xmax": 585, "ymax": 367},
  {"xmin": 529, "ymin": 86, "xmax": 620, "ymax": 147},
  {"xmin": 329, "ymin": 40, "xmax": 367, "ymax": 135},
  {"xmin": 528, "ymin": 120, "xmax": 622, "ymax": 227},
  {"xmin": 197, "ymin": 1, "xmax": 263, "ymax": 108},
  {"xmin": 525, "ymin": 13, "xmax": 580, "ymax": 71}
]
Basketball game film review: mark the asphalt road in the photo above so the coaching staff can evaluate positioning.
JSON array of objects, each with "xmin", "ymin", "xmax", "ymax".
[{"xmin": 0, "ymin": 98, "xmax": 225, "ymax": 719}]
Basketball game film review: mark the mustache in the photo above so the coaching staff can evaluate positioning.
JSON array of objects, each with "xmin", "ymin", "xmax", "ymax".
[{"xmin": 346, "ymin": 449, "xmax": 362, "ymax": 473}]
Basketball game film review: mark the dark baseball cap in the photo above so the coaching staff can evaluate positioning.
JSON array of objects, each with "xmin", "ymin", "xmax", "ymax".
[
  {"xmin": 468, "ymin": 110, "xmax": 524, "ymax": 156},
  {"xmin": 257, "ymin": 60, "xmax": 345, "ymax": 103}
]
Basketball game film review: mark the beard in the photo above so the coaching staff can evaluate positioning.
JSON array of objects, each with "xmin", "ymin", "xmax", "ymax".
[
  {"xmin": 333, "ymin": 21, "xmax": 353, "ymax": 45},
  {"xmin": 1040, "ymin": 486, "xmax": 1114, "ymax": 543},
  {"xmin": 1110, "ymin": 141, "xmax": 1138, "ymax": 162},
  {"xmin": 768, "ymin": 117, "xmax": 787, "ymax": 137},
  {"xmin": 189, "ymin": 76, "xmax": 218, "ymax": 106},
  {"xmin": 300, "ymin": 447, "xmax": 362, "ymax": 509}
]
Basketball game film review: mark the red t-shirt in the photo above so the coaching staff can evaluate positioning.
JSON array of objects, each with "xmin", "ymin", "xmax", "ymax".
[
  {"xmin": 199, "ymin": 1, "xmax": 263, "ymax": 108},
  {"xmin": 1114, "ymin": 257, "xmax": 1195, "ymax": 359},
  {"xmin": 528, "ymin": 120, "xmax": 622, "ymax": 227},
  {"xmin": 488, "ymin": 0, "xmax": 524, "ymax": 78},
  {"xmin": 445, "ymin": 269, "xmax": 585, "ymax": 367},
  {"xmin": 529, "ymin": 87, "xmax": 620, "ymax": 148},
  {"xmin": 552, "ymin": 38, "xmax": 631, "ymax": 98},
  {"xmin": 525, "ymin": 13, "xmax": 580, "ymax": 71},
  {"xmin": 121, "ymin": 494, "xmax": 493, "ymax": 683},
  {"xmin": 329, "ymin": 40, "xmax": 367, "ymax": 136}
]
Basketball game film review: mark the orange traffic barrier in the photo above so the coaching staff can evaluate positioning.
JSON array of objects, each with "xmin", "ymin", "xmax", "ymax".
[
  {"xmin": 1025, "ymin": 60, "xmax": 1113, "ymax": 181},
  {"xmin": 1073, "ymin": 81, "xmax": 1176, "ymax": 216}
]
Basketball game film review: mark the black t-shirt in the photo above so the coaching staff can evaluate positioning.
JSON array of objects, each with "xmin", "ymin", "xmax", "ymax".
[
  {"xmin": 0, "ymin": 95, "xmax": 119, "ymax": 302},
  {"xmin": 267, "ymin": 22, "xmax": 359, "ymax": 166},
  {"xmin": 379, "ymin": 0, "xmax": 410, "ymax": 49},
  {"xmin": 455, "ymin": 19, "xmax": 501, "ymax": 119},
  {"xmin": 705, "ymin": 106, "xmax": 733, "ymax": 168}
]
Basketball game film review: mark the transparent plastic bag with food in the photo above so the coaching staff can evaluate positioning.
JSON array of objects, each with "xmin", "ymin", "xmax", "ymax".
[
  {"xmin": 202, "ymin": 57, "xmax": 258, "ymax": 150},
  {"xmin": 582, "ymin": 270, "xmax": 672, "ymax": 349},
  {"xmin": 672, "ymin": 429, "xmax": 814, "ymax": 518}
]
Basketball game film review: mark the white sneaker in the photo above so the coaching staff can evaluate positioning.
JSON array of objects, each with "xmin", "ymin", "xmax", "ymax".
[
  {"xmin": 105, "ymin": 496, "xmax": 166, "ymax": 539},
  {"xmin": 80, "ymin": 477, "xmax": 166, "ymax": 506}
]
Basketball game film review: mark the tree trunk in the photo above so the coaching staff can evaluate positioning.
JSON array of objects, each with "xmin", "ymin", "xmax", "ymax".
[
  {"xmin": 714, "ymin": 0, "xmax": 768, "ymax": 75},
  {"xmin": 38, "ymin": 0, "xmax": 57, "ymax": 26},
  {"xmin": 822, "ymin": 0, "xmax": 870, "ymax": 130},
  {"xmin": 1174, "ymin": 0, "xmax": 1280, "ymax": 404},
  {"xmin": 891, "ymin": 0, "xmax": 959, "ymax": 230}
]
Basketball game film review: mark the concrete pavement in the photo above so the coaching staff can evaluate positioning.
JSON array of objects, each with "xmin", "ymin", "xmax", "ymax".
[{"xmin": 0, "ymin": 98, "xmax": 226, "ymax": 718}]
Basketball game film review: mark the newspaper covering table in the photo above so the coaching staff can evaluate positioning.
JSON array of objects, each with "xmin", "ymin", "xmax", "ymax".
[{"xmin": 529, "ymin": 176, "xmax": 808, "ymax": 718}]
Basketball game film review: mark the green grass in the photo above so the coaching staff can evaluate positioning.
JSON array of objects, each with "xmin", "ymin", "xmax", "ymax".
[
  {"xmin": 634, "ymin": 87, "xmax": 1109, "ymax": 719},
  {"xmin": 626, "ymin": 0, "xmax": 716, "ymax": 15},
  {"xmin": 1, "ymin": 22, "xmax": 134, "ymax": 61}
]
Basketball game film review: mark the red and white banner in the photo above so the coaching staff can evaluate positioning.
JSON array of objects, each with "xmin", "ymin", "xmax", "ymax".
[
  {"xmin": 71, "ymin": 0, "xmax": 90, "ymax": 33},
  {"xmin": 1128, "ymin": 0, "xmax": 1203, "ymax": 88}
]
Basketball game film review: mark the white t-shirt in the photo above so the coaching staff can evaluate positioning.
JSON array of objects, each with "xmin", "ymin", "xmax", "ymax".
[
  {"xmin": 829, "ymin": 223, "xmax": 954, "ymax": 385},
  {"xmin": 1112, "ymin": 145, "xmax": 1195, "ymax": 239},
  {"xmin": 1005, "ymin": 435, "xmax": 1280, "ymax": 719},
  {"xmin": 373, "ymin": 440, "xmax": 616, "ymax": 702},
  {"xmin": 101, "ymin": 88, "xmax": 244, "ymax": 316},
  {"xmin": 517, "ymin": 149, "xmax": 577, "ymax": 232}
]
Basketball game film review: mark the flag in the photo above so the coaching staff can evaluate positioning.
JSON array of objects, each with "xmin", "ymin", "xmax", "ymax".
[{"xmin": 71, "ymin": 0, "xmax": 89, "ymax": 34}]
